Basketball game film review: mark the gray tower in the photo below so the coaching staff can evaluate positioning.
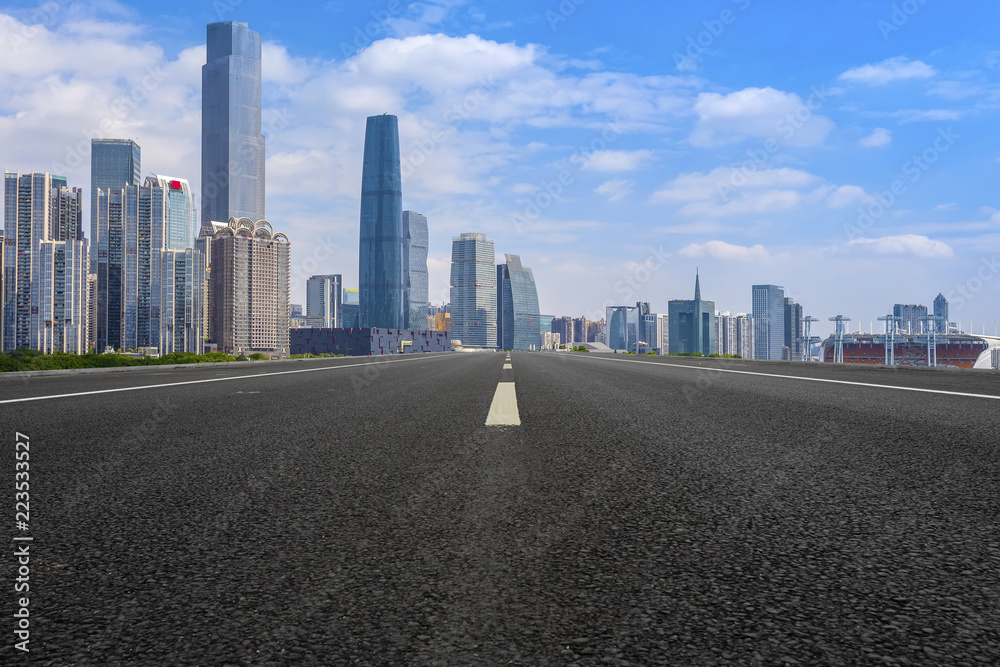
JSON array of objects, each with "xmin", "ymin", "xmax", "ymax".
[
  {"xmin": 90, "ymin": 139, "xmax": 140, "ymax": 271},
  {"xmin": 752, "ymin": 284, "xmax": 785, "ymax": 360},
  {"xmin": 403, "ymin": 211, "xmax": 428, "ymax": 329},
  {"xmin": 201, "ymin": 21, "xmax": 265, "ymax": 224},
  {"xmin": 359, "ymin": 114, "xmax": 405, "ymax": 329}
]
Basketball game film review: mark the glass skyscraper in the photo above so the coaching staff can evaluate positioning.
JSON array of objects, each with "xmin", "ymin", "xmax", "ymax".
[
  {"xmin": 306, "ymin": 274, "xmax": 342, "ymax": 328},
  {"xmin": 933, "ymin": 293, "xmax": 948, "ymax": 333},
  {"xmin": 202, "ymin": 21, "xmax": 265, "ymax": 224},
  {"xmin": 148, "ymin": 175, "xmax": 196, "ymax": 250},
  {"xmin": 752, "ymin": 284, "xmax": 785, "ymax": 360},
  {"xmin": 497, "ymin": 254, "xmax": 541, "ymax": 351},
  {"xmin": 403, "ymin": 211, "xmax": 428, "ymax": 329},
  {"xmin": 668, "ymin": 274, "xmax": 715, "ymax": 355},
  {"xmin": 90, "ymin": 139, "xmax": 140, "ymax": 271},
  {"xmin": 450, "ymin": 233, "xmax": 496, "ymax": 348},
  {"xmin": 359, "ymin": 114, "xmax": 405, "ymax": 329}
]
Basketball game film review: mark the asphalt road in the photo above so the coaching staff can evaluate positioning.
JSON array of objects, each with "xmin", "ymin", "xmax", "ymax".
[{"xmin": 2, "ymin": 352, "xmax": 998, "ymax": 665}]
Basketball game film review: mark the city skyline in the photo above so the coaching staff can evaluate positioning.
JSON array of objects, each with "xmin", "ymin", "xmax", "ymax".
[{"xmin": 1, "ymin": 2, "xmax": 999, "ymax": 336}]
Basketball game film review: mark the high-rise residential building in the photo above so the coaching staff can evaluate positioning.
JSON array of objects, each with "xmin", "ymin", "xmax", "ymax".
[
  {"xmin": 90, "ymin": 139, "xmax": 140, "ymax": 272},
  {"xmin": 403, "ymin": 211, "xmax": 428, "ymax": 329},
  {"xmin": 752, "ymin": 284, "xmax": 785, "ymax": 360},
  {"xmin": 202, "ymin": 22, "xmax": 265, "ymax": 224},
  {"xmin": 496, "ymin": 253, "xmax": 541, "ymax": 351},
  {"xmin": 359, "ymin": 114, "xmax": 405, "ymax": 329},
  {"xmin": 669, "ymin": 274, "xmax": 715, "ymax": 355},
  {"xmin": 3, "ymin": 172, "xmax": 89, "ymax": 353},
  {"xmin": 573, "ymin": 317, "xmax": 589, "ymax": 344},
  {"xmin": 893, "ymin": 303, "xmax": 928, "ymax": 335},
  {"xmin": 87, "ymin": 273, "xmax": 97, "ymax": 352},
  {"xmin": 148, "ymin": 175, "xmax": 197, "ymax": 250},
  {"xmin": 208, "ymin": 218, "xmax": 289, "ymax": 356},
  {"xmin": 52, "ymin": 185, "xmax": 84, "ymax": 242},
  {"xmin": 639, "ymin": 304, "xmax": 660, "ymax": 352},
  {"xmin": 657, "ymin": 314, "xmax": 669, "ymax": 352},
  {"xmin": 306, "ymin": 274, "xmax": 342, "ymax": 328},
  {"xmin": 551, "ymin": 316, "xmax": 574, "ymax": 345},
  {"xmin": 784, "ymin": 297, "xmax": 803, "ymax": 361},
  {"xmin": 734, "ymin": 313, "xmax": 754, "ymax": 359},
  {"xmin": 933, "ymin": 293, "xmax": 949, "ymax": 333},
  {"xmin": 715, "ymin": 311, "xmax": 734, "ymax": 356},
  {"xmin": 450, "ymin": 232, "xmax": 496, "ymax": 348},
  {"xmin": 160, "ymin": 248, "xmax": 205, "ymax": 354}
]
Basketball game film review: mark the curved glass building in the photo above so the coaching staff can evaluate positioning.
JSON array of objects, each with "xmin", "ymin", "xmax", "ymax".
[
  {"xmin": 359, "ymin": 114, "xmax": 405, "ymax": 329},
  {"xmin": 497, "ymin": 254, "xmax": 541, "ymax": 351}
]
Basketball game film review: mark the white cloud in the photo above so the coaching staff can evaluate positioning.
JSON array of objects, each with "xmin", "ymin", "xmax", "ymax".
[
  {"xmin": 689, "ymin": 87, "xmax": 835, "ymax": 148},
  {"xmin": 860, "ymin": 127, "xmax": 891, "ymax": 148},
  {"xmin": 887, "ymin": 108, "xmax": 964, "ymax": 123},
  {"xmin": 680, "ymin": 241, "xmax": 772, "ymax": 263},
  {"xmin": 595, "ymin": 178, "xmax": 634, "ymax": 202},
  {"xmin": 827, "ymin": 185, "xmax": 871, "ymax": 208},
  {"xmin": 580, "ymin": 149, "xmax": 653, "ymax": 172},
  {"xmin": 844, "ymin": 235, "xmax": 953, "ymax": 258},
  {"xmin": 839, "ymin": 57, "xmax": 936, "ymax": 86},
  {"xmin": 650, "ymin": 167, "xmax": 830, "ymax": 217}
]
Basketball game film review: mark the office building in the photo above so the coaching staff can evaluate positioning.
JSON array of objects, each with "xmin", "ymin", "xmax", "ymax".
[
  {"xmin": 306, "ymin": 274, "xmax": 343, "ymax": 329},
  {"xmin": 202, "ymin": 22, "xmax": 265, "ymax": 224},
  {"xmin": 208, "ymin": 218, "xmax": 289, "ymax": 356},
  {"xmin": 668, "ymin": 274, "xmax": 715, "ymax": 355},
  {"xmin": 450, "ymin": 232, "xmax": 496, "ymax": 348},
  {"xmin": 933, "ymin": 293, "xmax": 949, "ymax": 334},
  {"xmin": 784, "ymin": 297, "xmax": 803, "ymax": 361},
  {"xmin": 148, "ymin": 175, "xmax": 197, "ymax": 250},
  {"xmin": 605, "ymin": 303, "xmax": 651, "ymax": 353},
  {"xmin": 752, "ymin": 284, "xmax": 785, "ymax": 360},
  {"xmin": 90, "ymin": 139, "xmax": 140, "ymax": 271},
  {"xmin": 403, "ymin": 211, "xmax": 428, "ymax": 329},
  {"xmin": 639, "ymin": 304, "xmax": 660, "ymax": 353},
  {"xmin": 893, "ymin": 303, "xmax": 928, "ymax": 335},
  {"xmin": 87, "ymin": 273, "xmax": 97, "ymax": 352},
  {"xmin": 3, "ymin": 172, "xmax": 90, "ymax": 353},
  {"xmin": 159, "ymin": 248, "xmax": 205, "ymax": 354},
  {"xmin": 496, "ymin": 254, "xmax": 541, "ymax": 351},
  {"xmin": 359, "ymin": 114, "xmax": 405, "ymax": 329}
]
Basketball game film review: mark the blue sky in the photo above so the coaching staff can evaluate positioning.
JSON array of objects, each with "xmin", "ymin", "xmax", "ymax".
[{"xmin": 2, "ymin": 0, "xmax": 1000, "ymax": 336}]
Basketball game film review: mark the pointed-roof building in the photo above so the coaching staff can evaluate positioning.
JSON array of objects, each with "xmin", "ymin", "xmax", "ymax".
[{"xmin": 668, "ymin": 271, "xmax": 716, "ymax": 355}]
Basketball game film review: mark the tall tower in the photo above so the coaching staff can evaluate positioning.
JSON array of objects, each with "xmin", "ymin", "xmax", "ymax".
[
  {"xmin": 202, "ymin": 21, "xmax": 265, "ymax": 224},
  {"xmin": 403, "ymin": 211, "xmax": 428, "ymax": 329},
  {"xmin": 496, "ymin": 254, "xmax": 541, "ymax": 351},
  {"xmin": 450, "ymin": 232, "xmax": 496, "ymax": 348},
  {"xmin": 359, "ymin": 114, "xmax": 405, "ymax": 329},
  {"xmin": 752, "ymin": 284, "xmax": 785, "ymax": 360},
  {"xmin": 148, "ymin": 175, "xmax": 197, "ymax": 250},
  {"xmin": 783, "ymin": 297, "xmax": 803, "ymax": 361},
  {"xmin": 933, "ymin": 293, "xmax": 948, "ymax": 334},
  {"xmin": 90, "ymin": 139, "xmax": 140, "ymax": 272}
]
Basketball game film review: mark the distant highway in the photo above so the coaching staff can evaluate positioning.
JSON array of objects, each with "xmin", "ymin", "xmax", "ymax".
[{"xmin": 2, "ymin": 353, "xmax": 998, "ymax": 665}]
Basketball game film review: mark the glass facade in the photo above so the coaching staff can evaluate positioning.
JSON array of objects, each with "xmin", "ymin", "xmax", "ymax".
[
  {"xmin": 933, "ymin": 293, "xmax": 948, "ymax": 333},
  {"xmin": 359, "ymin": 114, "xmax": 405, "ymax": 329},
  {"xmin": 752, "ymin": 284, "xmax": 785, "ymax": 360},
  {"xmin": 450, "ymin": 233, "xmax": 496, "ymax": 348},
  {"xmin": 202, "ymin": 22, "xmax": 265, "ymax": 224},
  {"xmin": 497, "ymin": 254, "xmax": 541, "ymax": 351},
  {"xmin": 148, "ymin": 175, "xmax": 196, "ymax": 250},
  {"xmin": 90, "ymin": 139, "xmax": 140, "ymax": 272},
  {"xmin": 306, "ymin": 274, "xmax": 342, "ymax": 328},
  {"xmin": 403, "ymin": 211, "xmax": 428, "ymax": 329}
]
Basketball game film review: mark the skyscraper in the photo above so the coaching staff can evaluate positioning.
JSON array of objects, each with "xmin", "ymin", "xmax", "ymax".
[
  {"xmin": 784, "ymin": 297, "xmax": 803, "ymax": 361},
  {"xmin": 752, "ymin": 284, "xmax": 785, "ymax": 360},
  {"xmin": 496, "ymin": 253, "xmax": 541, "ymax": 351},
  {"xmin": 148, "ymin": 174, "xmax": 197, "ymax": 250},
  {"xmin": 202, "ymin": 21, "xmax": 265, "ymax": 224},
  {"xmin": 933, "ymin": 293, "xmax": 949, "ymax": 333},
  {"xmin": 450, "ymin": 232, "xmax": 496, "ymax": 348},
  {"xmin": 3, "ymin": 172, "xmax": 89, "ymax": 353},
  {"xmin": 90, "ymin": 139, "xmax": 140, "ymax": 271},
  {"xmin": 359, "ymin": 114, "xmax": 405, "ymax": 329},
  {"xmin": 159, "ymin": 248, "xmax": 205, "ymax": 354},
  {"xmin": 208, "ymin": 218, "xmax": 289, "ymax": 356},
  {"xmin": 403, "ymin": 211, "xmax": 428, "ymax": 329},
  {"xmin": 668, "ymin": 273, "xmax": 716, "ymax": 355},
  {"xmin": 306, "ymin": 274, "xmax": 342, "ymax": 328},
  {"xmin": 893, "ymin": 303, "xmax": 928, "ymax": 335}
]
